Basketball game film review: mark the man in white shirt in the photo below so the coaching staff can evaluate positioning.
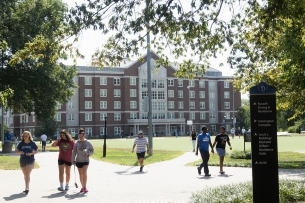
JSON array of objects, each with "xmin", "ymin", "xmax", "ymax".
[{"xmin": 40, "ymin": 133, "xmax": 47, "ymax": 152}]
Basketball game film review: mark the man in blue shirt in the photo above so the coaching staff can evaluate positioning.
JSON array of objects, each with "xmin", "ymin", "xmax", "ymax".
[{"xmin": 195, "ymin": 126, "xmax": 214, "ymax": 176}]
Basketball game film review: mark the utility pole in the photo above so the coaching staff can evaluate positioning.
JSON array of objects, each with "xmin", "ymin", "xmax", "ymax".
[
  {"xmin": 103, "ymin": 117, "xmax": 107, "ymax": 157},
  {"xmin": 146, "ymin": 0, "xmax": 153, "ymax": 155}
]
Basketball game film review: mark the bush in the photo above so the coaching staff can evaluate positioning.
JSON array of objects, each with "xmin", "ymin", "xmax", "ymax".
[
  {"xmin": 288, "ymin": 126, "xmax": 298, "ymax": 133},
  {"xmin": 230, "ymin": 150, "xmax": 251, "ymax": 159},
  {"xmin": 190, "ymin": 179, "xmax": 305, "ymax": 203}
]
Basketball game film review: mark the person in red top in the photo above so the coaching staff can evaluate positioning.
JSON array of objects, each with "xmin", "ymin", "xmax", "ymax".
[{"xmin": 52, "ymin": 129, "xmax": 75, "ymax": 191}]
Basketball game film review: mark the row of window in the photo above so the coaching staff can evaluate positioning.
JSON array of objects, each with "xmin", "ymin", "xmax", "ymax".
[
  {"xmin": 83, "ymin": 89, "xmax": 231, "ymax": 99},
  {"xmin": 55, "ymin": 111, "xmax": 233, "ymax": 121},
  {"xmin": 84, "ymin": 77, "xmax": 231, "ymax": 89}
]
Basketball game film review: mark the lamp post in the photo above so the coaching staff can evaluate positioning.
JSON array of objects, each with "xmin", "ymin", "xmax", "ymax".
[
  {"xmin": 187, "ymin": 86, "xmax": 192, "ymax": 134},
  {"xmin": 103, "ymin": 116, "xmax": 107, "ymax": 157}
]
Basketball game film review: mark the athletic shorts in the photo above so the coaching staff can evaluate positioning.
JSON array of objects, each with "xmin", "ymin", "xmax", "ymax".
[
  {"xmin": 76, "ymin": 162, "xmax": 89, "ymax": 168},
  {"xmin": 216, "ymin": 148, "xmax": 226, "ymax": 157},
  {"xmin": 58, "ymin": 159, "xmax": 72, "ymax": 166},
  {"xmin": 20, "ymin": 161, "xmax": 35, "ymax": 168},
  {"xmin": 136, "ymin": 152, "xmax": 145, "ymax": 159},
  {"xmin": 42, "ymin": 141, "xmax": 46, "ymax": 146}
]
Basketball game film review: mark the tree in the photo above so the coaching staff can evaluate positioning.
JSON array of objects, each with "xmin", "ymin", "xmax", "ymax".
[
  {"xmin": 236, "ymin": 100, "xmax": 250, "ymax": 131},
  {"xmin": 68, "ymin": 0, "xmax": 305, "ymax": 119},
  {"xmin": 34, "ymin": 118, "xmax": 64, "ymax": 139},
  {"xmin": 0, "ymin": 0, "xmax": 77, "ymax": 119}
]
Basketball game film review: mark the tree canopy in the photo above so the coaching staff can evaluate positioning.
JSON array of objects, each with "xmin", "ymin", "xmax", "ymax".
[
  {"xmin": 0, "ymin": 0, "xmax": 77, "ymax": 119},
  {"xmin": 68, "ymin": 0, "xmax": 305, "ymax": 119}
]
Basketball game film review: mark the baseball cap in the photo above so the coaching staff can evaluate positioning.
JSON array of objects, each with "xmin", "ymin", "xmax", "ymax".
[{"xmin": 138, "ymin": 130, "xmax": 143, "ymax": 134}]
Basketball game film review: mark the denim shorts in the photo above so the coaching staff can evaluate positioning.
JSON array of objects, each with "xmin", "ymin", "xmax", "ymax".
[
  {"xmin": 20, "ymin": 161, "xmax": 35, "ymax": 168},
  {"xmin": 216, "ymin": 148, "xmax": 226, "ymax": 157}
]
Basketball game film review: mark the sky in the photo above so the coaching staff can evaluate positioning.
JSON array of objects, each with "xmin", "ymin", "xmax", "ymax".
[{"xmin": 62, "ymin": 0, "xmax": 236, "ymax": 77}]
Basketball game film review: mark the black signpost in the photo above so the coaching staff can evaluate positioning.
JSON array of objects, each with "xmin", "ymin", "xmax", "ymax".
[{"xmin": 250, "ymin": 82, "xmax": 279, "ymax": 203}]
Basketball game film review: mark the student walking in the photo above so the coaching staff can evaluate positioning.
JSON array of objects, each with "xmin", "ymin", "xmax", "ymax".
[
  {"xmin": 190, "ymin": 130, "xmax": 197, "ymax": 152},
  {"xmin": 52, "ymin": 129, "xmax": 75, "ymax": 191},
  {"xmin": 40, "ymin": 133, "xmax": 47, "ymax": 152},
  {"xmin": 72, "ymin": 128, "xmax": 94, "ymax": 193},
  {"xmin": 16, "ymin": 131, "xmax": 38, "ymax": 195},
  {"xmin": 212, "ymin": 126, "xmax": 232, "ymax": 174},
  {"xmin": 195, "ymin": 126, "xmax": 214, "ymax": 176},
  {"xmin": 132, "ymin": 130, "xmax": 149, "ymax": 172}
]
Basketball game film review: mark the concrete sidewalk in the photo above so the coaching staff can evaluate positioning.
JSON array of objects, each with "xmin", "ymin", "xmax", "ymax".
[{"xmin": 1, "ymin": 151, "xmax": 305, "ymax": 203}]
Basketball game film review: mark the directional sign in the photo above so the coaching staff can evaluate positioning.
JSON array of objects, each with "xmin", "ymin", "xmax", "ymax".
[{"xmin": 250, "ymin": 82, "xmax": 279, "ymax": 203}]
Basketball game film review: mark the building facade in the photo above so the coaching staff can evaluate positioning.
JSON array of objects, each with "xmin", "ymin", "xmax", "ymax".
[{"xmin": 7, "ymin": 52, "xmax": 241, "ymax": 137}]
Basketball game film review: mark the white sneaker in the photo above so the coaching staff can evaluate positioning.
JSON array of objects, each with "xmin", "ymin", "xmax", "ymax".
[
  {"xmin": 65, "ymin": 185, "xmax": 69, "ymax": 191},
  {"xmin": 58, "ymin": 186, "xmax": 64, "ymax": 191}
]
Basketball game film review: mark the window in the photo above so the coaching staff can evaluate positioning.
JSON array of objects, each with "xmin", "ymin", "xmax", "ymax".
[
  {"xmin": 199, "ymin": 91, "xmax": 205, "ymax": 98},
  {"xmin": 158, "ymin": 80, "xmax": 165, "ymax": 88},
  {"xmin": 209, "ymin": 92, "xmax": 215, "ymax": 99},
  {"xmin": 190, "ymin": 112, "xmax": 195, "ymax": 120},
  {"xmin": 168, "ymin": 90, "xmax": 174, "ymax": 98},
  {"xmin": 209, "ymin": 81, "xmax": 216, "ymax": 88},
  {"xmin": 85, "ymin": 128, "xmax": 92, "ymax": 136},
  {"xmin": 130, "ymin": 101, "xmax": 137, "ymax": 109},
  {"xmin": 142, "ymin": 91, "xmax": 148, "ymax": 99},
  {"xmin": 142, "ymin": 79, "xmax": 147, "ymax": 88},
  {"xmin": 152, "ymin": 79, "xmax": 157, "ymax": 88},
  {"xmin": 68, "ymin": 101, "xmax": 74, "ymax": 108},
  {"xmin": 130, "ymin": 113, "xmax": 137, "ymax": 119},
  {"xmin": 168, "ymin": 101, "xmax": 174, "ymax": 109},
  {"xmin": 100, "ymin": 127, "xmax": 105, "ymax": 135},
  {"xmin": 210, "ymin": 125, "xmax": 216, "ymax": 133},
  {"xmin": 114, "ymin": 113, "xmax": 121, "ymax": 120},
  {"xmin": 114, "ymin": 78, "xmax": 120, "ymax": 85},
  {"xmin": 100, "ymin": 77, "xmax": 107, "ymax": 85},
  {"xmin": 178, "ymin": 91, "xmax": 183, "ymax": 98},
  {"xmin": 200, "ymin": 102, "xmax": 205, "ymax": 109},
  {"xmin": 114, "ymin": 89, "xmax": 121, "ymax": 97},
  {"xmin": 158, "ymin": 102, "xmax": 165, "ymax": 111},
  {"xmin": 189, "ymin": 80, "xmax": 195, "ymax": 87},
  {"xmin": 224, "ymin": 81, "xmax": 230, "ymax": 88},
  {"xmin": 55, "ymin": 113, "xmax": 61, "ymax": 121},
  {"xmin": 85, "ymin": 113, "xmax": 92, "ymax": 121},
  {"xmin": 85, "ymin": 89, "xmax": 92, "ymax": 97},
  {"xmin": 130, "ymin": 89, "xmax": 136, "ymax": 97},
  {"xmin": 141, "ymin": 113, "xmax": 148, "ymax": 119},
  {"xmin": 224, "ymin": 102, "xmax": 230, "ymax": 109},
  {"xmin": 168, "ymin": 79, "xmax": 174, "ymax": 86},
  {"xmin": 168, "ymin": 112, "xmax": 175, "ymax": 119},
  {"xmin": 158, "ymin": 91, "xmax": 165, "ymax": 99},
  {"xmin": 224, "ymin": 112, "xmax": 230, "ymax": 119},
  {"xmin": 226, "ymin": 125, "xmax": 231, "ymax": 132},
  {"xmin": 199, "ymin": 80, "xmax": 205, "ymax": 88},
  {"xmin": 68, "ymin": 114, "xmax": 75, "ymax": 121},
  {"xmin": 114, "ymin": 101, "xmax": 121, "ymax": 109},
  {"xmin": 130, "ymin": 78, "xmax": 136, "ymax": 85},
  {"xmin": 190, "ymin": 91, "xmax": 195, "ymax": 98},
  {"xmin": 224, "ymin": 91, "xmax": 230, "ymax": 99},
  {"xmin": 32, "ymin": 115, "xmax": 35, "ymax": 122},
  {"xmin": 152, "ymin": 102, "xmax": 157, "ymax": 111},
  {"xmin": 100, "ymin": 101, "xmax": 107, "ymax": 109},
  {"xmin": 210, "ymin": 113, "xmax": 216, "ymax": 119},
  {"xmin": 200, "ymin": 112, "xmax": 206, "ymax": 120},
  {"xmin": 209, "ymin": 102, "xmax": 215, "ymax": 109},
  {"xmin": 100, "ymin": 113, "xmax": 107, "ymax": 121},
  {"xmin": 57, "ymin": 102, "xmax": 61, "ymax": 109},
  {"xmin": 178, "ymin": 101, "xmax": 184, "ymax": 109},
  {"xmin": 100, "ymin": 89, "xmax": 107, "ymax": 97},
  {"xmin": 85, "ymin": 101, "xmax": 92, "ymax": 109},
  {"xmin": 190, "ymin": 101, "xmax": 195, "ymax": 109},
  {"xmin": 178, "ymin": 79, "xmax": 183, "ymax": 87},
  {"xmin": 114, "ymin": 127, "xmax": 121, "ymax": 135},
  {"xmin": 85, "ymin": 77, "xmax": 92, "ymax": 85},
  {"xmin": 152, "ymin": 91, "xmax": 157, "ymax": 99},
  {"xmin": 179, "ymin": 112, "xmax": 184, "ymax": 119}
]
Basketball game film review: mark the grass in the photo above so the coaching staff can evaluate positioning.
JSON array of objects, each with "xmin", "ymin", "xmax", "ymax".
[
  {"xmin": 2, "ymin": 134, "xmax": 305, "ymax": 170},
  {"xmin": 0, "ymin": 155, "xmax": 39, "ymax": 170},
  {"xmin": 190, "ymin": 179, "xmax": 305, "ymax": 203}
]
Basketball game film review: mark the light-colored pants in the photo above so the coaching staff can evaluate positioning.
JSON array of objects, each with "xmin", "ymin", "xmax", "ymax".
[{"xmin": 192, "ymin": 140, "xmax": 196, "ymax": 150}]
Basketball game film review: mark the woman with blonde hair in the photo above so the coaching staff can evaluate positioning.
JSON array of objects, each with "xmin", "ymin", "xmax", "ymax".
[
  {"xmin": 52, "ymin": 129, "xmax": 75, "ymax": 191},
  {"xmin": 16, "ymin": 131, "xmax": 38, "ymax": 195},
  {"xmin": 72, "ymin": 128, "xmax": 94, "ymax": 193}
]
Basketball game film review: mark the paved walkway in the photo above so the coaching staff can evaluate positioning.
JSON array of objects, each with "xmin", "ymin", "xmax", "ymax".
[{"xmin": 1, "ymin": 151, "xmax": 305, "ymax": 203}]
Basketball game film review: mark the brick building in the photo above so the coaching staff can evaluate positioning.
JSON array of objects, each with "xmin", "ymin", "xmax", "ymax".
[{"xmin": 7, "ymin": 52, "xmax": 241, "ymax": 137}]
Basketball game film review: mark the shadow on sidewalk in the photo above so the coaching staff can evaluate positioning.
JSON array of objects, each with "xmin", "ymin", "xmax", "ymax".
[{"xmin": 3, "ymin": 193, "xmax": 27, "ymax": 201}]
